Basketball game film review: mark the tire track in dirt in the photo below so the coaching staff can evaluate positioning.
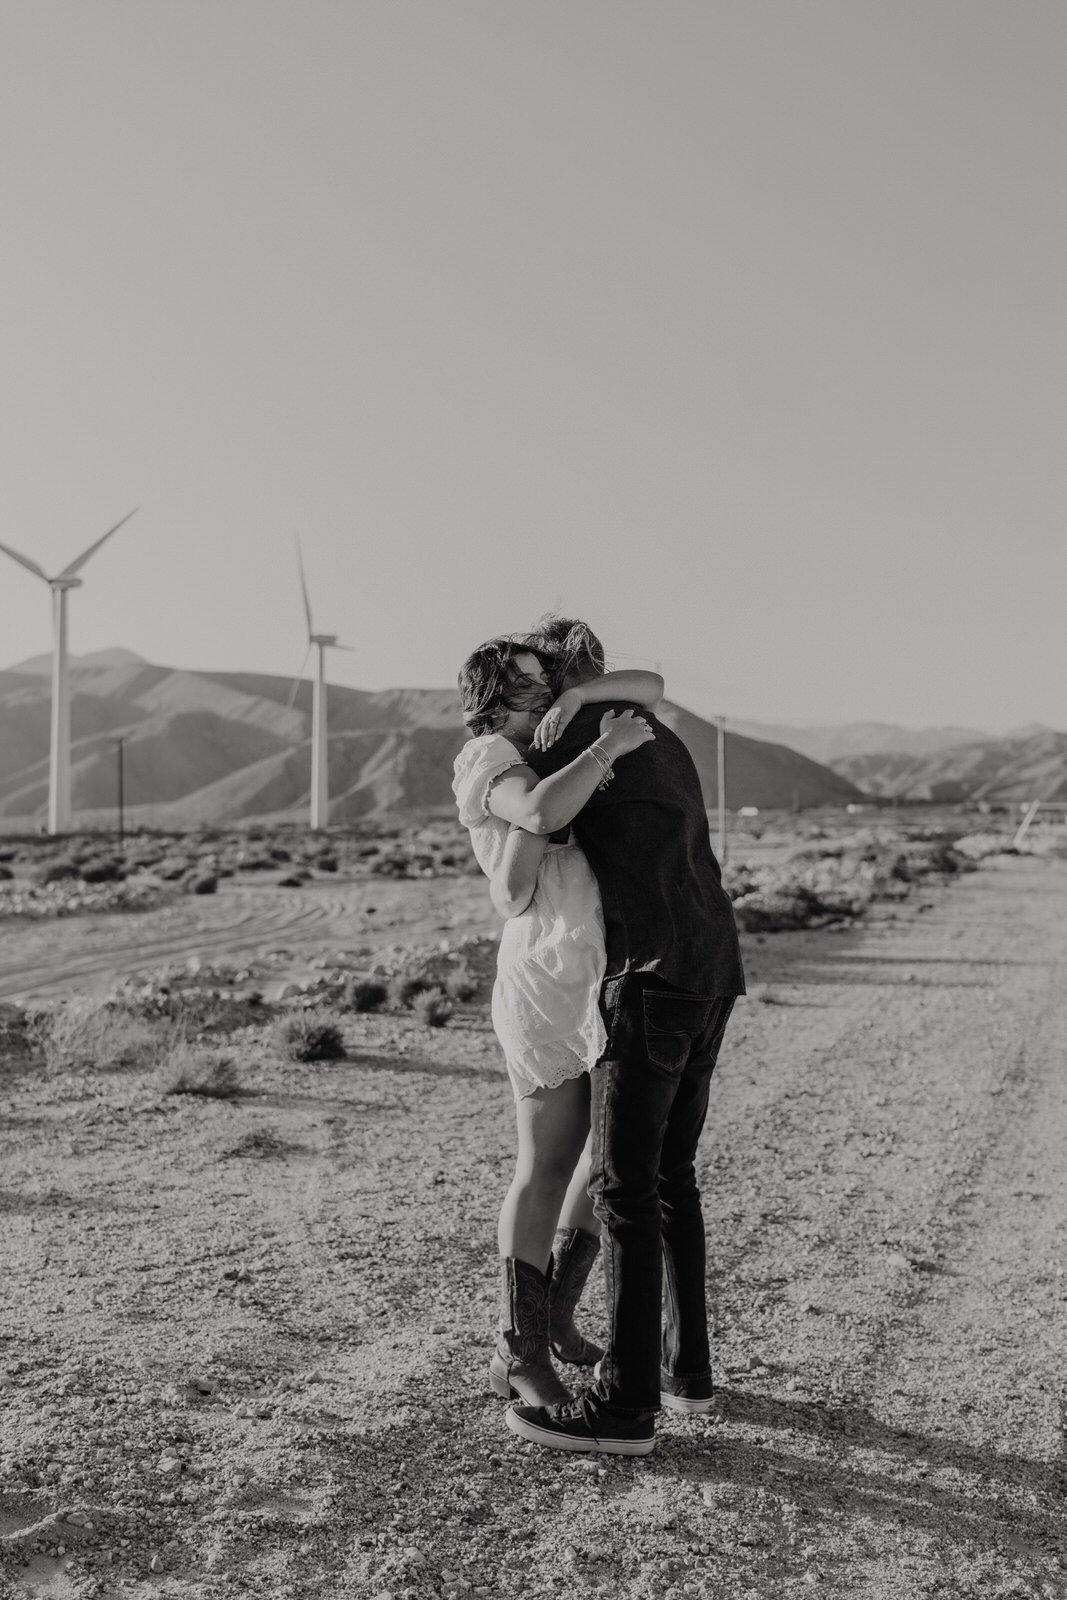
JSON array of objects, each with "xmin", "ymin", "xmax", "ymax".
[{"xmin": 0, "ymin": 879, "xmax": 492, "ymax": 1001}]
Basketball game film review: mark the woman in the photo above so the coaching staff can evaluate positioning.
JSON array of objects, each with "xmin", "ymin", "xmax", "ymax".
[{"xmin": 453, "ymin": 630, "xmax": 663, "ymax": 1407}]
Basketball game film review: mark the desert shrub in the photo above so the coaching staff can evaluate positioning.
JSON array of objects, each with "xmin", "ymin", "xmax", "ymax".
[
  {"xmin": 371, "ymin": 856, "xmax": 411, "ymax": 878},
  {"xmin": 0, "ymin": 866, "xmax": 12, "ymax": 881},
  {"xmin": 40, "ymin": 861, "xmax": 80, "ymax": 885},
  {"xmin": 80, "ymin": 859, "xmax": 126, "ymax": 884},
  {"xmin": 0, "ymin": 1004, "xmax": 36, "ymax": 1066},
  {"xmin": 390, "ymin": 973, "xmax": 436, "ymax": 1009},
  {"xmin": 277, "ymin": 873, "xmax": 307, "ymax": 888},
  {"xmin": 444, "ymin": 965, "xmax": 479, "ymax": 1003},
  {"xmin": 924, "ymin": 842, "xmax": 966, "ymax": 875},
  {"xmin": 270, "ymin": 847, "xmax": 292, "ymax": 862},
  {"xmin": 314, "ymin": 854, "xmax": 338, "ymax": 873},
  {"xmin": 345, "ymin": 977, "xmax": 388, "ymax": 1013},
  {"xmin": 33, "ymin": 997, "xmax": 165, "ymax": 1073},
  {"xmin": 273, "ymin": 1012, "xmax": 346, "ymax": 1062},
  {"xmin": 157, "ymin": 857, "xmax": 193, "ymax": 881},
  {"xmin": 161, "ymin": 1046, "xmax": 242, "ymax": 1099},
  {"xmin": 222, "ymin": 1129, "xmax": 296, "ymax": 1160},
  {"xmin": 414, "ymin": 988, "xmax": 452, "ymax": 1028},
  {"xmin": 188, "ymin": 874, "xmax": 219, "ymax": 895}
]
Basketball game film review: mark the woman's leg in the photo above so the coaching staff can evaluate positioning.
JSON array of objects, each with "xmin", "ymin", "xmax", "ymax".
[
  {"xmin": 498, "ymin": 1074, "xmax": 591, "ymax": 1272},
  {"xmin": 491, "ymin": 1074, "xmax": 591, "ymax": 1405},
  {"xmin": 557, "ymin": 1132, "xmax": 598, "ymax": 1235}
]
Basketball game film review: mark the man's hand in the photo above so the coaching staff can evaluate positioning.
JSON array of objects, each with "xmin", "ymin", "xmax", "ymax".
[{"xmin": 533, "ymin": 688, "xmax": 583, "ymax": 750}]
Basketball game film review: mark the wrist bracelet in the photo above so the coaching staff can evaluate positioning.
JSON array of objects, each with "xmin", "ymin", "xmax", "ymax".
[{"xmin": 584, "ymin": 744, "xmax": 615, "ymax": 789}]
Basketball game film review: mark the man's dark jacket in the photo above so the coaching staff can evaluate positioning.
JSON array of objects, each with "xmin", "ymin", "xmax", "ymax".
[{"xmin": 526, "ymin": 703, "xmax": 745, "ymax": 996}]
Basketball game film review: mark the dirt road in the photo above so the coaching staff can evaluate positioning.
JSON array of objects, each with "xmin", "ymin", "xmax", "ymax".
[
  {"xmin": 0, "ymin": 876, "xmax": 498, "ymax": 1002},
  {"xmin": 1, "ymin": 856, "xmax": 1065, "ymax": 1599}
]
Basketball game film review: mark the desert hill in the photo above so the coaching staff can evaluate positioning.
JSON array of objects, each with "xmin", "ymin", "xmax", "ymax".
[
  {"xmin": 729, "ymin": 717, "xmax": 992, "ymax": 765},
  {"xmin": 0, "ymin": 652, "xmax": 863, "ymax": 825},
  {"xmin": 833, "ymin": 728, "xmax": 1067, "ymax": 803}
]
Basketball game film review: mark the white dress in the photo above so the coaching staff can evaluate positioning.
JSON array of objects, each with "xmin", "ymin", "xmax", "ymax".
[{"xmin": 452, "ymin": 733, "xmax": 607, "ymax": 1100}]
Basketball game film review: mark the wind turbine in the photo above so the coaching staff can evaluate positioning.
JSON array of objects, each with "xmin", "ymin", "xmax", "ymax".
[
  {"xmin": 0, "ymin": 509, "xmax": 138, "ymax": 833},
  {"xmin": 288, "ymin": 541, "xmax": 353, "ymax": 831}
]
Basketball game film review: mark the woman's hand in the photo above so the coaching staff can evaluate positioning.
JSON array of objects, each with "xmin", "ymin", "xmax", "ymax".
[
  {"xmin": 533, "ymin": 688, "xmax": 583, "ymax": 750},
  {"xmin": 597, "ymin": 708, "xmax": 656, "ymax": 759}
]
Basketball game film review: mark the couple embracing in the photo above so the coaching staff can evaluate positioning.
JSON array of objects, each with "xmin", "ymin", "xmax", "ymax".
[{"xmin": 453, "ymin": 618, "xmax": 745, "ymax": 1456}]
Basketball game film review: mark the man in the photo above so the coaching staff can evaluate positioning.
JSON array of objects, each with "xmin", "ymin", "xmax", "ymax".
[{"xmin": 507, "ymin": 619, "xmax": 745, "ymax": 1455}]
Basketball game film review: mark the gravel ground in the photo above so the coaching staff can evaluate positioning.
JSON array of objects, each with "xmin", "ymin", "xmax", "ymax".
[{"xmin": 1, "ymin": 854, "xmax": 1066, "ymax": 1599}]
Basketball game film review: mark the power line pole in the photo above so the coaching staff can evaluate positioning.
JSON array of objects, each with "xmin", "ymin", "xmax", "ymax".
[
  {"xmin": 717, "ymin": 714, "xmax": 727, "ymax": 865},
  {"xmin": 112, "ymin": 737, "xmax": 126, "ymax": 846}
]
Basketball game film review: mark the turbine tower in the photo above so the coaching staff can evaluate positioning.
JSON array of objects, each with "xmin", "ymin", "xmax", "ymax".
[
  {"xmin": 0, "ymin": 509, "xmax": 138, "ymax": 833},
  {"xmin": 289, "ymin": 541, "xmax": 353, "ymax": 831}
]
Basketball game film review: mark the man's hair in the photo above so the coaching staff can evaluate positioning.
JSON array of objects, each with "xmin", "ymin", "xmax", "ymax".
[
  {"xmin": 457, "ymin": 637, "xmax": 554, "ymax": 738},
  {"xmin": 526, "ymin": 614, "xmax": 605, "ymax": 694}
]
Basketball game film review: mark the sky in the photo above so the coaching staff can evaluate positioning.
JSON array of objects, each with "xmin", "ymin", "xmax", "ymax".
[{"xmin": 1, "ymin": 1, "xmax": 1064, "ymax": 732}]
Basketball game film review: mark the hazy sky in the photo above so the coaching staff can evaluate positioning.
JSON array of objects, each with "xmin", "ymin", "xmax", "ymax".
[{"xmin": 1, "ymin": 2, "xmax": 1064, "ymax": 731}]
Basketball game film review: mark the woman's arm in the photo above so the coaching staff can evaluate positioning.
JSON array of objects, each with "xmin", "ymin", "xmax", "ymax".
[
  {"xmin": 491, "ymin": 824, "xmax": 549, "ymax": 918},
  {"xmin": 486, "ymin": 709, "xmax": 654, "ymax": 835},
  {"xmin": 533, "ymin": 670, "xmax": 664, "ymax": 751}
]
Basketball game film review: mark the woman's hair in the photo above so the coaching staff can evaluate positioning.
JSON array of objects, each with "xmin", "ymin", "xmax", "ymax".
[
  {"xmin": 526, "ymin": 615, "xmax": 605, "ymax": 694},
  {"xmin": 457, "ymin": 637, "xmax": 555, "ymax": 737}
]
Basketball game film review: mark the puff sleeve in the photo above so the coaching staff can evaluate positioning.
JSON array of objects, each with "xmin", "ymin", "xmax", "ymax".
[{"xmin": 452, "ymin": 734, "xmax": 528, "ymax": 829}]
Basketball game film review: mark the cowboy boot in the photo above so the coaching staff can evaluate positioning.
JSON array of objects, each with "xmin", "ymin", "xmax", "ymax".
[
  {"xmin": 488, "ymin": 1257, "xmax": 572, "ymax": 1407},
  {"xmin": 548, "ymin": 1226, "xmax": 604, "ymax": 1367}
]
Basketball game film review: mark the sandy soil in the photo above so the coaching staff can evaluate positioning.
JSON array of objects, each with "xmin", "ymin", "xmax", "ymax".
[
  {"xmin": 0, "ymin": 876, "xmax": 500, "ymax": 1004},
  {"xmin": 1, "ymin": 855, "xmax": 1066, "ymax": 1600}
]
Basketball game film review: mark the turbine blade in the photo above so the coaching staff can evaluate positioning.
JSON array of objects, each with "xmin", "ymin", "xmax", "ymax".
[
  {"xmin": 296, "ymin": 539, "xmax": 313, "ymax": 639},
  {"xmin": 59, "ymin": 507, "xmax": 138, "ymax": 578},
  {"xmin": 332, "ymin": 643, "xmax": 357, "ymax": 653},
  {"xmin": 285, "ymin": 645, "xmax": 312, "ymax": 713},
  {"xmin": 0, "ymin": 539, "xmax": 49, "ymax": 581}
]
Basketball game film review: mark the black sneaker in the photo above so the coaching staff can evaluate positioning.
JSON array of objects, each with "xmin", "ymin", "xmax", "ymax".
[
  {"xmin": 505, "ymin": 1393, "xmax": 655, "ymax": 1456},
  {"xmin": 660, "ymin": 1369, "xmax": 716, "ymax": 1416}
]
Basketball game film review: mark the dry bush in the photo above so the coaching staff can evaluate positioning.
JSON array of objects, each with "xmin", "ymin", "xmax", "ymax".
[
  {"xmin": 345, "ymin": 977, "xmax": 388, "ymax": 1013},
  {"xmin": 390, "ymin": 973, "xmax": 436, "ymax": 1009},
  {"xmin": 273, "ymin": 1011, "xmax": 347, "ymax": 1062},
  {"xmin": 39, "ymin": 860, "xmax": 80, "ymax": 885},
  {"xmin": 414, "ymin": 989, "xmax": 452, "ymax": 1028},
  {"xmin": 80, "ymin": 859, "xmax": 127, "ymax": 884},
  {"xmin": 444, "ymin": 965, "xmax": 479, "ymax": 1003},
  {"xmin": 32, "ymin": 997, "xmax": 165, "ymax": 1074},
  {"xmin": 160, "ymin": 1043, "xmax": 243, "ymax": 1099}
]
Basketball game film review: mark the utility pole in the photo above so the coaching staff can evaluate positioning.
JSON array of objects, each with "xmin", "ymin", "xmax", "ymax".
[
  {"xmin": 717, "ymin": 715, "xmax": 727, "ymax": 865},
  {"xmin": 113, "ymin": 737, "xmax": 126, "ymax": 846}
]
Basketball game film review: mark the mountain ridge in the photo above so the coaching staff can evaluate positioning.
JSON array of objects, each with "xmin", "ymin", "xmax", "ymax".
[{"xmin": 0, "ymin": 653, "xmax": 862, "ymax": 824}]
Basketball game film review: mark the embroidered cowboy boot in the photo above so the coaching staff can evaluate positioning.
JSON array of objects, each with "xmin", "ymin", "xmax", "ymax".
[
  {"xmin": 489, "ymin": 1257, "xmax": 572, "ymax": 1407},
  {"xmin": 548, "ymin": 1226, "xmax": 604, "ymax": 1367}
]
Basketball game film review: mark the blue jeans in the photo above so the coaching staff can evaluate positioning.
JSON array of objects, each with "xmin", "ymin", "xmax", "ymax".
[{"xmin": 588, "ymin": 974, "xmax": 735, "ymax": 1414}]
